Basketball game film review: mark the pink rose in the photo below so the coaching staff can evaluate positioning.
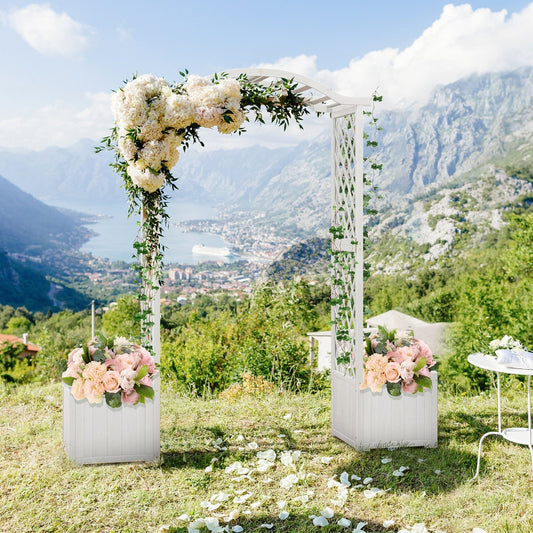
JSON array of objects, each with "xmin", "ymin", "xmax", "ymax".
[
  {"xmin": 384, "ymin": 362, "xmax": 402, "ymax": 383},
  {"xmin": 397, "ymin": 346, "xmax": 417, "ymax": 361},
  {"xmin": 64, "ymin": 363, "xmax": 82, "ymax": 379},
  {"xmin": 413, "ymin": 338, "xmax": 434, "ymax": 367},
  {"xmin": 102, "ymin": 370, "xmax": 121, "ymax": 393},
  {"xmin": 68, "ymin": 347, "xmax": 84, "ymax": 365},
  {"xmin": 105, "ymin": 357, "xmax": 124, "ymax": 373},
  {"xmin": 117, "ymin": 352, "xmax": 141, "ymax": 370},
  {"xmin": 120, "ymin": 368, "xmax": 137, "ymax": 391},
  {"xmin": 83, "ymin": 380, "xmax": 105, "ymax": 404},
  {"xmin": 400, "ymin": 360, "xmax": 416, "ymax": 381},
  {"xmin": 131, "ymin": 346, "xmax": 157, "ymax": 374},
  {"xmin": 139, "ymin": 375, "xmax": 152, "ymax": 387},
  {"xmin": 402, "ymin": 379, "xmax": 419, "ymax": 394},
  {"xmin": 122, "ymin": 388, "xmax": 140, "ymax": 405},
  {"xmin": 71, "ymin": 378, "xmax": 85, "ymax": 401},
  {"xmin": 417, "ymin": 366, "xmax": 430, "ymax": 378},
  {"xmin": 389, "ymin": 350, "xmax": 410, "ymax": 364}
]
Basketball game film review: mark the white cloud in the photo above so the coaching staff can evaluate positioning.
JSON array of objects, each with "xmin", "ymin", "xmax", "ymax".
[
  {"xmin": 0, "ymin": 92, "xmax": 112, "ymax": 150},
  {"xmin": 7, "ymin": 3, "xmax": 89, "ymax": 56},
  {"xmin": 256, "ymin": 3, "xmax": 533, "ymax": 108}
]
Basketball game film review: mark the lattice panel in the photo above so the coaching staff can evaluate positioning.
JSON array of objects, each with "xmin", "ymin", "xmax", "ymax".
[{"xmin": 330, "ymin": 107, "xmax": 365, "ymax": 379}]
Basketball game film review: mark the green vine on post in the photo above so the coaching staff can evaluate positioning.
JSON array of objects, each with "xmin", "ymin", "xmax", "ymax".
[{"xmin": 330, "ymin": 93, "xmax": 382, "ymax": 368}]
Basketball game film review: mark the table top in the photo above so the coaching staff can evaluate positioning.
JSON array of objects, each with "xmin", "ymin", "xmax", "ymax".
[{"xmin": 468, "ymin": 353, "xmax": 533, "ymax": 376}]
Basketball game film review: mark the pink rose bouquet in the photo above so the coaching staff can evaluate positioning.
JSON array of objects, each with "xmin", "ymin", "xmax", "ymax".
[
  {"xmin": 62, "ymin": 335, "xmax": 158, "ymax": 408},
  {"xmin": 360, "ymin": 326, "xmax": 435, "ymax": 396}
]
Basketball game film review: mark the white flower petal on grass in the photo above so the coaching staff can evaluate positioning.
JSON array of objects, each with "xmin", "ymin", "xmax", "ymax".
[
  {"xmin": 277, "ymin": 500, "xmax": 287, "ymax": 509},
  {"xmin": 381, "ymin": 457, "xmax": 392, "ymax": 464},
  {"xmin": 251, "ymin": 501, "xmax": 262, "ymax": 509},
  {"xmin": 383, "ymin": 519, "xmax": 395, "ymax": 528},
  {"xmin": 226, "ymin": 510, "xmax": 240, "ymax": 521},
  {"xmin": 399, "ymin": 466, "xmax": 409, "ymax": 473},
  {"xmin": 278, "ymin": 434, "xmax": 287, "ymax": 438},
  {"xmin": 363, "ymin": 477, "xmax": 373, "ymax": 485},
  {"xmin": 204, "ymin": 517, "xmax": 219, "ymax": 531},
  {"xmin": 364, "ymin": 487, "xmax": 384, "ymax": 499},
  {"xmin": 233, "ymin": 492, "xmax": 252, "ymax": 504},
  {"xmin": 283, "ymin": 413, "xmax": 292, "ymax": 419},
  {"xmin": 280, "ymin": 473, "xmax": 299, "ymax": 489},
  {"xmin": 339, "ymin": 472, "xmax": 351, "ymax": 486},
  {"xmin": 260, "ymin": 524, "xmax": 274, "ymax": 529},
  {"xmin": 417, "ymin": 458, "xmax": 425, "ymax": 463},
  {"xmin": 321, "ymin": 507, "xmax": 334, "ymax": 519},
  {"xmin": 393, "ymin": 470, "xmax": 404, "ymax": 477},
  {"xmin": 354, "ymin": 522, "xmax": 368, "ymax": 532},
  {"xmin": 178, "ymin": 514, "xmax": 190, "ymax": 521},
  {"xmin": 337, "ymin": 518, "xmax": 351, "ymax": 527},
  {"xmin": 321, "ymin": 456, "xmax": 333, "ymax": 464},
  {"xmin": 313, "ymin": 516, "xmax": 329, "ymax": 527},
  {"xmin": 351, "ymin": 475, "xmax": 361, "ymax": 481},
  {"xmin": 212, "ymin": 492, "xmax": 230, "ymax": 502},
  {"xmin": 256, "ymin": 459, "xmax": 275, "ymax": 473},
  {"xmin": 236, "ymin": 435, "xmax": 244, "ymax": 442},
  {"xmin": 205, "ymin": 465, "xmax": 213, "ymax": 473},
  {"xmin": 247, "ymin": 441, "xmax": 258, "ymax": 450},
  {"xmin": 279, "ymin": 511, "xmax": 290, "ymax": 520},
  {"xmin": 472, "ymin": 529, "xmax": 488, "ymax": 533},
  {"xmin": 387, "ymin": 446, "xmax": 398, "ymax": 451},
  {"xmin": 257, "ymin": 449, "xmax": 276, "ymax": 462},
  {"xmin": 434, "ymin": 469, "xmax": 442, "ymax": 475},
  {"xmin": 231, "ymin": 527, "xmax": 244, "ymax": 533},
  {"xmin": 327, "ymin": 477, "xmax": 341, "ymax": 488},
  {"xmin": 159, "ymin": 526, "xmax": 170, "ymax": 532},
  {"xmin": 410, "ymin": 524, "xmax": 430, "ymax": 533},
  {"xmin": 295, "ymin": 494, "xmax": 309, "ymax": 503}
]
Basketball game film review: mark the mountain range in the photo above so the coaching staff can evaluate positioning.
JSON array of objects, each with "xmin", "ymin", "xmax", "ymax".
[{"xmin": 0, "ymin": 66, "xmax": 532, "ymax": 309}]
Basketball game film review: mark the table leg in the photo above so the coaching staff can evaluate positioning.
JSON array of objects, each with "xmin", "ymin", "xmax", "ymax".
[{"xmin": 473, "ymin": 431, "xmax": 503, "ymax": 480}]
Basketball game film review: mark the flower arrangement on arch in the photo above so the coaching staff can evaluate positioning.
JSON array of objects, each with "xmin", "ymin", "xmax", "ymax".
[
  {"xmin": 62, "ymin": 335, "xmax": 158, "ymax": 408},
  {"xmin": 360, "ymin": 326, "xmax": 435, "ymax": 396}
]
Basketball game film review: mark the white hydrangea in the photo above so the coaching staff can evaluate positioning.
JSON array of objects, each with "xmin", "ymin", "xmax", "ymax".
[{"xmin": 127, "ymin": 162, "xmax": 165, "ymax": 193}]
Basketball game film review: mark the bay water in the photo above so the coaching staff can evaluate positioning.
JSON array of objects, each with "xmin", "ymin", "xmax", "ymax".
[{"xmin": 71, "ymin": 200, "xmax": 230, "ymax": 264}]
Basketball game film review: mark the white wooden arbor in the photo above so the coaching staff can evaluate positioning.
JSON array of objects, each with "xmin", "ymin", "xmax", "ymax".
[{"xmin": 63, "ymin": 69, "xmax": 436, "ymax": 464}]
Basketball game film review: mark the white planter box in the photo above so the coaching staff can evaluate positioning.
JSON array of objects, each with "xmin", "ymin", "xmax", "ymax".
[
  {"xmin": 62, "ymin": 377, "xmax": 160, "ymax": 464},
  {"xmin": 331, "ymin": 370, "xmax": 438, "ymax": 450}
]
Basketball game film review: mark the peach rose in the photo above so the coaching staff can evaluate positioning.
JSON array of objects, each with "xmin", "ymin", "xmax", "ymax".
[
  {"xmin": 82, "ymin": 361, "xmax": 107, "ymax": 382},
  {"xmin": 102, "ymin": 370, "xmax": 121, "ymax": 393},
  {"xmin": 83, "ymin": 380, "xmax": 105, "ymax": 404},
  {"xmin": 71, "ymin": 378, "xmax": 85, "ymax": 401},
  {"xmin": 366, "ymin": 353, "xmax": 388, "ymax": 373},
  {"xmin": 384, "ymin": 362, "xmax": 402, "ymax": 383},
  {"xmin": 366, "ymin": 370, "xmax": 387, "ymax": 393},
  {"xmin": 397, "ymin": 346, "xmax": 417, "ymax": 361}
]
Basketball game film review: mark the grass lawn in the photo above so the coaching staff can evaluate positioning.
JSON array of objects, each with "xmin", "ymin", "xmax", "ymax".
[{"xmin": 1, "ymin": 382, "xmax": 532, "ymax": 533}]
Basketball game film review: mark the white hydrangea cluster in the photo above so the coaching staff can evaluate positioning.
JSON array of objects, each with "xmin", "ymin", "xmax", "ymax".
[{"xmin": 111, "ymin": 73, "xmax": 244, "ymax": 193}]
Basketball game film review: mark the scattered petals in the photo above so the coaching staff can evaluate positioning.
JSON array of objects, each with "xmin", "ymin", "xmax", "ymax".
[
  {"xmin": 247, "ymin": 441, "xmax": 258, "ymax": 450},
  {"xmin": 399, "ymin": 466, "xmax": 409, "ymax": 472},
  {"xmin": 260, "ymin": 524, "xmax": 274, "ymax": 529},
  {"xmin": 313, "ymin": 516, "xmax": 329, "ymax": 527},
  {"xmin": 321, "ymin": 456, "xmax": 333, "ymax": 464},
  {"xmin": 417, "ymin": 458, "xmax": 425, "ymax": 463},
  {"xmin": 178, "ymin": 514, "xmax": 190, "ymax": 521},
  {"xmin": 473, "ymin": 529, "xmax": 488, "ymax": 533},
  {"xmin": 393, "ymin": 470, "xmax": 405, "ymax": 477},
  {"xmin": 280, "ymin": 473, "xmax": 299, "ymax": 489},
  {"xmin": 383, "ymin": 519, "xmax": 395, "ymax": 528},
  {"xmin": 236, "ymin": 435, "xmax": 244, "ymax": 442},
  {"xmin": 351, "ymin": 474, "xmax": 361, "ymax": 481},
  {"xmin": 363, "ymin": 477, "xmax": 373, "ymax": 485},
  {"xmin": 278, "ymin": 434, "xmax": 287, "ymax": 438},
  {"xmin": 257, "ymin": 449, "xmax": 276, "ymax": 462},
  {"xmin": 381, "ymin": 457, "xmax": 392, "ymax": 464},
  {"xmin": 283, "ymin": 413, "xmax": 292, "ymax": 419},
  {"xmin": 354, "ymin": 522, "xmax": 368, "ymax": 532},
  {"xmin": 339, "ymin": 472, "xmax": 351, "ymax": 486},
  {"xmin": 231, "ymin": 527, "xmax": 244, "ymax": 533},
  {"xmin": 338, "ymin": 518, "xmax": 351, "ymax": 527},
  {"xmin": 321, "ymin": 507, "xmax": 334, "ymax": 519},
  {"xmin": 277, "ymin": 500, "xmax": 287, "ymax": 509},
  {"xmin": 279, "ymin": 511, "xmax": 290, "ymax": 520},
  {"xmin": 434, "ymin": 469, "xmax": 442, "ymax": 475}
]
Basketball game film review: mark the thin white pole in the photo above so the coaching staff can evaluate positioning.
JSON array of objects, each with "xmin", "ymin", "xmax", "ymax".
[{"xmin": 91, "ymin": 300, "xmax": 95, "ymax": 339}]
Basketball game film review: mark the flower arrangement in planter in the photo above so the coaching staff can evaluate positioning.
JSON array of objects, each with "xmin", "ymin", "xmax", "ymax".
[
  {"xmin": 360, "ymin": 326, "xmax": 435, "ymax": 396},
  {"xmin": 62, "ymin": 335, "xmax": 158, "ymax": 408}
]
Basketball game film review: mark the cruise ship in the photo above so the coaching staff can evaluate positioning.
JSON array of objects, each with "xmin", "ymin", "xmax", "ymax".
[{"xmin": 192, "ymin": 243, "xmax": 232, "ymax": 257}]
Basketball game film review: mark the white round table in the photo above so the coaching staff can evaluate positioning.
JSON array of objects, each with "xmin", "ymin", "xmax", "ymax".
[{"xmin": 468, "ymin": 353, "xmax": 533, "ymax": 478}]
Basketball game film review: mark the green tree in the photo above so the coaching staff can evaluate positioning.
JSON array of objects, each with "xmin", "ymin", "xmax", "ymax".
[{"xmin": 101, "ymin": 295, "xmax": 140, "ymax": 339}]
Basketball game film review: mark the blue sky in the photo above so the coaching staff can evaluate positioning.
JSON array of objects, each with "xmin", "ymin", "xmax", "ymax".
[{"xmin": 1, "ymin": 1, "xmax": 532, "ymax": 150}]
